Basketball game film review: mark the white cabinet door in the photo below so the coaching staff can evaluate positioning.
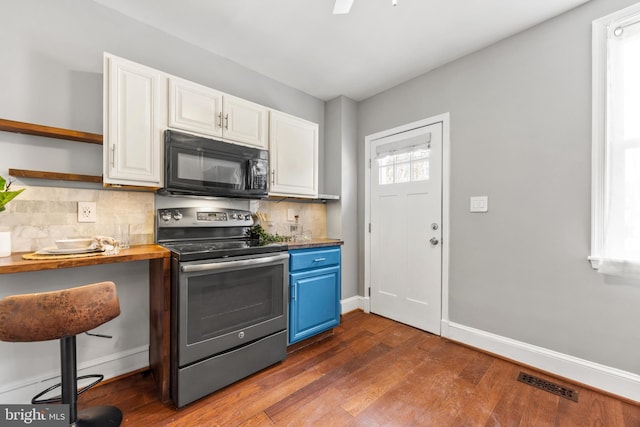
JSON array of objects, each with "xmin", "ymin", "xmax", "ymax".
[
  {"xmin": 103, "ymin": 53, "xmax": 165, "ymax": 187},
  {"xmin": 222, "ymin": 95, "xmax": 268, "ymax": 149},
  {"xmin": 168, "ymin": 82, "xmax": 268, "ymax": 149},
  {"xmin": 168, "ymin": 77, "xmax": 223, "ymax": 138},
  {"xmin": 269, "ymin": 110, "xmax": 318, "ymax": 198}
]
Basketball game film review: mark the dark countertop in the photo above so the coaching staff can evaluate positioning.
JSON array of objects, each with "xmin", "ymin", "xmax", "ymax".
[{"xmin": 287, "ymin": 238, "xmax": 343, "ymax": 250}]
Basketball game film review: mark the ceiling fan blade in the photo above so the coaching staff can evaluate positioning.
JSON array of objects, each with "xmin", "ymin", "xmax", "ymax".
[{"xmin": 333, "ymin": 0, "xmax": 354, "ymax": 14}]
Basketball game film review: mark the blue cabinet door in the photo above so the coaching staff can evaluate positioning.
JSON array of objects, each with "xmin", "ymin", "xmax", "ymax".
[{"xmin": 289, "ymin": 264, "xmax": 341, "ymax": 344}]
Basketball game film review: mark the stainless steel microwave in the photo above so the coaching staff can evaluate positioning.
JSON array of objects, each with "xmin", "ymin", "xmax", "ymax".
[{"xmin": 159, "ymin": 130, "xmax": 269, "ymax": 199}]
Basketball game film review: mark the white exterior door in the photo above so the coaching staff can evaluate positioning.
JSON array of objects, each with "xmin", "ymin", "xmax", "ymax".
[{"xmin": 369, "ymin": 122, "xmax": 442, "ymax": 334}]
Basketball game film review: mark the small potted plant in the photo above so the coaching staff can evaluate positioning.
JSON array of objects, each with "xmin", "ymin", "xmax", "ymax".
[{"xmin": 0, "ymin": 175, "xmax": 24, "ymax": 257}]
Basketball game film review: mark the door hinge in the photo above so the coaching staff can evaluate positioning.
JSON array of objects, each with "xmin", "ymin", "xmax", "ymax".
[
  {"xmin": 369, "ymin": 158, "xmax": 372, "ymax": 169},
  {"xmin": 368, "ymin": 287, "xmax": 371, "ymax": 297},
  {"xmin": 368, "ymin": 223, "xmax": 371, "ymax": 233}
]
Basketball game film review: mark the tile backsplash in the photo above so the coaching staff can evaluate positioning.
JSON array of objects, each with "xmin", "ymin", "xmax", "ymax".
[
  {"xmin": 0, "ymin": 185, "xmax": 329, "ymax": 253},
  {"xmin": 250, "ymin": 199, "xmax": 327, "ymax": 241},
  {"xmin": 1, "ymin": 186, "xmax": 154, "ymax": 253}
]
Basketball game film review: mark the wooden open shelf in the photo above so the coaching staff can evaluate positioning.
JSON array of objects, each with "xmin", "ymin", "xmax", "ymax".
[
  {"xmin": 2, "ymin": 118, "xmax": 104, "ymax": 184},
  {"xmin": 0, "ymin": 118, "xmax": 103, "ymax": 145},
  {"xmin": 9, "ymin": 168, "xmax": 103, "ymax": 183}
]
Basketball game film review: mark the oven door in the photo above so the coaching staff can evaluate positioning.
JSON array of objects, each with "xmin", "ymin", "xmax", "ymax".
[{"xmin": 176, "ymin": 252, "xmax": 288, "ymax": 366}]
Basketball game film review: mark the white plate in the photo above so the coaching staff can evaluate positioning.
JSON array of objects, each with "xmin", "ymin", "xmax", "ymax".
[
  {"xmin": 55, "ymin": 238, "xmax": 94, "ymax": 250},
  {"xmin": 36, "ymin": 246, "xmax": 101, "ymax": 255}
]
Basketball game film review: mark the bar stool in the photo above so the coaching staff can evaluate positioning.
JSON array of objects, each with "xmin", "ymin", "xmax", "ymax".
[{"xmin": 0, "ymin": 281, "xmax": 123, "ymax": 427}]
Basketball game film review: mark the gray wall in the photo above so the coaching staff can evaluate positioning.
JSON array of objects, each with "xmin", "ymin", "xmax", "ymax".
[
  {"xmin": 0, "ymin": 0, "xmax": 324, "ymax": 182},
  {"xmin": 325, "ymin": 96, "xmax": 359, "ymax": 300},
  {"xmin": 358, "ymin": 0, "xmax": 640, "ymax": 375}
]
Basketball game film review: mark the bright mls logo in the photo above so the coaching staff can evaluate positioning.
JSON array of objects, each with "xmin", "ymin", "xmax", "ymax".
[{"xmin": 0, "ymin": 405, "xmax": 68, "ymax": 426}]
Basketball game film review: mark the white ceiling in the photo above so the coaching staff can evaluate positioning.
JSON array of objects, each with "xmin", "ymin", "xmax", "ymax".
[{"xmin": 92, "ymin": 0, "xmax": 591, "ymax": 101}]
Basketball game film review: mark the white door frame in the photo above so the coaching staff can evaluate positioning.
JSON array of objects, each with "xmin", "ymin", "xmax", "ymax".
[{"xmin": 364, "ymin": 112, "xmax": 451, "ymax": 329}]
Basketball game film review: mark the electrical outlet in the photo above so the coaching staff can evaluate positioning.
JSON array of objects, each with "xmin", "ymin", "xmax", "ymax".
[
  {"xmin": 287, "ymin": 209, "xmax": 296, "ymax": 221},
  {"xmin": 78, "ymin": 202, "xmax": 97, "ymax": 223}
]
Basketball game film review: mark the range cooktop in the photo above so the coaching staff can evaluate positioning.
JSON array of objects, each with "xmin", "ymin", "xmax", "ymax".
[
  {"xmin": 156, "ymin": 207, "xmax": 288, "ymax": 261},
  {"xmin": 162, "ymin": 239, "xmax": 287, "ymax": 261}
]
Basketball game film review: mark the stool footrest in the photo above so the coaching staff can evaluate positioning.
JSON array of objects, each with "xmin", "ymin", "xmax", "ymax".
[{"xmin": 31, "ymin": 374, "xmax": 104, "ymax": 405}]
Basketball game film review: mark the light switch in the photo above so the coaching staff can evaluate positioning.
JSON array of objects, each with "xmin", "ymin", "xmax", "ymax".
[{"xmin": 470, "ymin": 196, "xmax": 488, "ymax": 213}]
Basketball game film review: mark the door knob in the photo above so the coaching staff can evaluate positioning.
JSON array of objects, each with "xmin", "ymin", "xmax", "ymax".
[{"xmin": 430, "ymin": 237, "xmax": 439, "ymax": 245}]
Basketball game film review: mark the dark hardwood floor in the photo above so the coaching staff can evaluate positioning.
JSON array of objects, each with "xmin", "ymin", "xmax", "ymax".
[{"xmin": 79, "ymin": 310, "xmax": 640, "ymax": 426}]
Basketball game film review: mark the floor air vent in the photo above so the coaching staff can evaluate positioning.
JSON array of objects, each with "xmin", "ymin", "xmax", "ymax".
[{"xmin": 517, "ymin": 372, "xmax": 579, "ymax": 402}]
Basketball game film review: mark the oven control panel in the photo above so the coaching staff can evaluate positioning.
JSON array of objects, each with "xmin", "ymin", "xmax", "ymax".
[
  {"xmin": 197, "ymin": 212, "xmax": 228, "ymax": 222},
  {"xmin": 157, "ymin": 207, "xmax": 254, "ymax": 227}
]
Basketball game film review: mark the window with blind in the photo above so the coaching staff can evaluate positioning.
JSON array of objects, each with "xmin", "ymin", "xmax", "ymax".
[
  {"xmin": 591, "ymin": 3, "xmax": 640, "ymax": 277},
  {"xmin": 375, "ymin": 133, "xmax": 431, "ymax": 186}
]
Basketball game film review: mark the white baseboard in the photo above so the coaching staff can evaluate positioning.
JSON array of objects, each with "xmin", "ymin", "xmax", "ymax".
[
  {"xmin": 0, "ymin": 345, "xmax": 149, "ymax": 404},
  {"xmin": 340, "ymin": 295, "xmax": 362, "ymax": 314},
  {"xmin": 442, "ymin": 320, "xmax": 640, "ymax": 403}
]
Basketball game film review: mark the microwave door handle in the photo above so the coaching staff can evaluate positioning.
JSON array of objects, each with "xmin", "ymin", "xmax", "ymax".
[
  {"xmin": 246, "ymin": 159, "xmax": 254, "ymax": 189},
  {"xmin": 197, "ymin": 148, "xmax": 205, "ymax": 171},
  {"xmin": 181, "ymin": 253, "xmax": 289, "ymax": 273}
]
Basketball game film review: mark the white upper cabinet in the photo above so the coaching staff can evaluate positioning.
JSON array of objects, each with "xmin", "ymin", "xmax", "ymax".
[
  {"xmin": 103, "ymin": 55, "xmax": 317, "ymax": 195},
  {"xmin": 168, "ymin": 77, "xmax": 268, "ymax": 149},
  {"xmin": 222, "ymin": 95, "xmax": 268, "ymax": 149},
  {"xmin": 168, "ymin": 77, "xmax": 223, "ymax": 138},
  {"xmin": 103, "ymin": 53, "xmax": 165, "ymax": 187},
  {"xmin": 269, "ymin": 110, "xmax": 319, "ymax": 198}
]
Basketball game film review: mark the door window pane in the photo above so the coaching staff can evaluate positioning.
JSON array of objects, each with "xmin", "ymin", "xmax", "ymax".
[
  {"xmin": 379, "ymin": 166, "xmax": 394, "ymax": 185},
  {"xmin": 377, "ymin": 147, "xmax": 430, "ymax": 185},
  {"xmin": 395, "ymin": 162, "xmax": 410, "ymax": 183},
  {"xmin": 412, "ymin": 160, "xmax": 429, "ymax": 181}
]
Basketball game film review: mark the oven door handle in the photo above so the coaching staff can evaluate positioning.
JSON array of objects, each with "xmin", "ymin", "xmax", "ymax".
[{"xmin": 181, "ymin": 253, "xmax": 289, "ymax": 273}]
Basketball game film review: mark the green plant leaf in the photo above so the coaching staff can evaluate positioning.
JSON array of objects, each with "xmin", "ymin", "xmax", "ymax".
[
  {"xmin": 245, "ymin": 224, "xmax": 290, "ymax": 244},
  {"xmin": 0, "ymin": 175, "xmax": 24, "ymax": 211},
  {"xmin": 0, "ymin": 188, "xmax": 24, "ymax": 210}
]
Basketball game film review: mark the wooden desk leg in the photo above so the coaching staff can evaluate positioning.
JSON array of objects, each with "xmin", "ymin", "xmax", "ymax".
[{"xmin": 149, "ymin": 257, "xmax": 171, "ymax": 404}]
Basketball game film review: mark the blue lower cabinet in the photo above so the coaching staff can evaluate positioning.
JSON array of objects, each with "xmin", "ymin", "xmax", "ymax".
[{"xmin": 288, "ymin": 247, "xmax": 341, "ymax": 344}]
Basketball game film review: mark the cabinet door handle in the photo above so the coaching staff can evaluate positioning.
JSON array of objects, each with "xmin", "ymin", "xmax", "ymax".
[
  {"xmin": 224, "ymin": 113, "xmax": 229, "ymax": 130},
  {"xmin": 291, "ymin": 282, "xmax": 297, "ymax": 301},
  {"xmin": 217, "ymin": 112, "xmax": 222, "ymax": 129},
  {"xmin": 110, "ymin": 145, "xmax": 116, "ymax": 167},
  {"xmin": 313, "ymin": 258, "xmax": 326, "ymax": 262}
]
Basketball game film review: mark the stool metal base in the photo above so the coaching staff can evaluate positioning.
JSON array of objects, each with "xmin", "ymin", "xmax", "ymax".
[
  {"xmin": 32, "ymin": 374, "xmax": 104, "ymax": 405},
  {"xmin": 75, "ymin": 406, "xmax": 123, "ymax": 427}
]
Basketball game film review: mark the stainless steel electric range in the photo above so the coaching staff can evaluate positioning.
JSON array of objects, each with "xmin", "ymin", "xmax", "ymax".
[{"xmin": 156, "ymin": 207, "xmax": 289, "ymax": 407}]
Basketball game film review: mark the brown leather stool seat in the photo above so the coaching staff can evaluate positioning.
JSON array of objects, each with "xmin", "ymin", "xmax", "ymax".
[{"xmin": 0, "ymin": 281, "xmax": 123, "ymax": 426}]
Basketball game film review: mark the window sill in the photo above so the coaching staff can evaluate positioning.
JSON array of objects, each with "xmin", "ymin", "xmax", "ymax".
[
  {"xmin": 587, "ymin": 256, "xmax": 601, "ymax": 270},
  {"xmin": 587, "ymin": 256, "xmax": 640, "ymax": 280}
]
